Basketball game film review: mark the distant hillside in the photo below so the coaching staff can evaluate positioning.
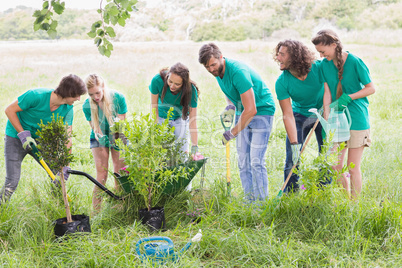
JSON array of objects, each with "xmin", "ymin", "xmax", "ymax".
[{"xmin": 1, "ymin": 0, "xmax": 401, "ymax": 41}]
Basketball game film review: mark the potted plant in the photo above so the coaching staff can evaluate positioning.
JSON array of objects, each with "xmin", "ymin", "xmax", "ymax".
[
  {"xmin": 114, "ymin": 109, "xmax": 190, "ymax": 231},
  {"xmin": 36, "ymin": 115, "xmax": 91, "ymax": 237}
]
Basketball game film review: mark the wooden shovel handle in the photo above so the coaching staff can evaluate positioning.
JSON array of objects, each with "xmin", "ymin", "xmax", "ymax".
[{"xmin": 280, "ymin": 119, "xmax": 320, "ymax": 192}]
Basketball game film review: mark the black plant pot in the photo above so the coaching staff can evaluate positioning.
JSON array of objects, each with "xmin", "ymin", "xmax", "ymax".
[
  {"xmin": 138, "ymin": 207, "xmax": 166, "ymax": 232},
  {"xmin": 54, "ymin": 214, "xmax": 91, "ymax": 238}
]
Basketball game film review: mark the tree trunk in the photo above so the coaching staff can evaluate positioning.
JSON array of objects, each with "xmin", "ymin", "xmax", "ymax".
[{"xmin": 60, "ymin": 169, "xmax": 72, "ymax": 223}]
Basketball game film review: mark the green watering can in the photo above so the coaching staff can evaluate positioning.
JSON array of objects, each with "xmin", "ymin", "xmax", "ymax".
[{"xmin": 309, "ymin": 107, "xmax": 352, "ymax": 143}]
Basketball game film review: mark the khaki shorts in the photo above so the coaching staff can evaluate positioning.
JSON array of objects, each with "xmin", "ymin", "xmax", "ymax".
[
  {"xmin": 347, "ymin": 129, "xmax": 371, "ymax": 149},
  {"xmin": 334, "ymin": 129, "xmax": 371, "ymax": 149}
]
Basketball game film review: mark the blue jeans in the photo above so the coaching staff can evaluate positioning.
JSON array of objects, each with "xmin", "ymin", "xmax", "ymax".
[
  {"xmin": 284, "ymin": 113, "xmax": 324, "ymax": 192},
  {"xmin": 235, "ymin": 115, "xmax": 273, "ymax": 202}
]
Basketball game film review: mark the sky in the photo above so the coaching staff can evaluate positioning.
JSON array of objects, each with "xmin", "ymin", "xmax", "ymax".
[{"xmin": 0, "ymin": 0, "xmax": 102, "ymax": 12}]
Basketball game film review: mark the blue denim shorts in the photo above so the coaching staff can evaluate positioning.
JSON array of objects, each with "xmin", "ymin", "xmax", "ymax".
[{"xmin": 90, "ymin": 138, "xmax": 105, "ymax": 149}]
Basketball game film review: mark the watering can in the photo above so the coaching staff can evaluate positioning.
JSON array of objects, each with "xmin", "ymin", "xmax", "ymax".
[
  {"xmin": 136, "ymin": 230, "xmax": 202, "ymax": 264},
  {"xmin": 309, "ymin": 107, "xmax": 352, "ymax": 143}
]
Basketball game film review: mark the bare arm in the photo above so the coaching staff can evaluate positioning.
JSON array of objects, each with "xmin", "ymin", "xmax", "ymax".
[
  {"xmin": 279, "ymin": 98, "xmax": 298, "ymax": 144},
  {"xmin": 323, "ymin": 82, "xmax": 332, "ymax": 120},
  {"xmin": 5, "ymin": 100, "xmax": 24, "ymax": 133},
  {"xmin": 151, "ymin": 93, "xmax": 159, "ymax": 122},
  {"xmin": 230, "ymin": 88, "xmax": 257, "ymax": 137},
  {"xmin": 189, "ymin": 107, "xmax": 198, "ymax": 146},
  {"xmin": 349, "ymin": 82, "xmax": 375, "ymax": 100},
  {"xmin": 117, "ymin": 113, "xmax": 126, "ymax": 121}
]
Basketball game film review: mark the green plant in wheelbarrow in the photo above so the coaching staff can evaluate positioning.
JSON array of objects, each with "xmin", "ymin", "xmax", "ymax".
[
  {"xmin": 114, "ymin": 109, "xmax": 206, "ymax": 231},
  {"xmin": 36, "ymin": 114, "xmax": 91, "ymax": 238}
]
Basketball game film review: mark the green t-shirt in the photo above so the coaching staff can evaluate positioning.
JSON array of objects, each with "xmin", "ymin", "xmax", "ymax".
[
  {"xmin": 83, "ymin": 90, "xmax": 127, "ymax": 139},
  {"xmin": 216, "ymin": 58, "xmax": 275, "ymax": 116},
  {"xmin": 149, "ymin": 73, "xmax": 198, "ymax": 120},
  {"xmin": 275, "ymin": 61, "xmax": 324, "ymax": 117},
  {"xmin": 320, "ymin": 52, "xmax": 372, "ymax": 130},
  {"xmin": 5, "ymin": 88, "xmax": 74, "ymax": 139}
]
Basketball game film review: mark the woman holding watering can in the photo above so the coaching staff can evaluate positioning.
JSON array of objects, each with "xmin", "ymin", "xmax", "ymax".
[
  {"xmin": 149, "ymin": 62, "xmax": 201, "ymax": 159},
  {"xmin": 83, "ymin": 74, "xmax": 127, "ymax": 212},
  {"xmin": 0, "ymin": 74, "xmax": 87, "ymax": 205},
  {"xmin": 312, "ymin": 29, "xmax": 376, "ymax": 199}
]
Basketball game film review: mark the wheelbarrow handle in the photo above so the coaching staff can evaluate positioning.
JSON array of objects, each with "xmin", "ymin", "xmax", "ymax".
[{"xmin": 68, "ymin": 169, "xmax": 123, "ymax": 200}]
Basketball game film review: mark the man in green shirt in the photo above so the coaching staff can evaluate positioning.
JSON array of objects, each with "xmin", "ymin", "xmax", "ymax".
[
  {"xmin": 274, "ymin": 40, "xmax": 325, "ymax": 192},
  {"xmin": 0, "ymin": 74, "xmax": 87, "ymax": 205},
  {"xmin": 199, "ymin": 43, "xmax": 275, "ymax": 202}
]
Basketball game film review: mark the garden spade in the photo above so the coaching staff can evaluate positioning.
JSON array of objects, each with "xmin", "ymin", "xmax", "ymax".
[
  {"xmin": 220, "ymin": 113, "xmax": 234, "ymax": 197},
  {"xmin": 30, "ymin": 143, "xmax": 72, "ymax": 223}
]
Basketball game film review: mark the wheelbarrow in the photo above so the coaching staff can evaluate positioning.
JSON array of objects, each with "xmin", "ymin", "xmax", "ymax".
[{"xmin": 67, "ymin": 158, "xmax": 208, "ymax": 199}]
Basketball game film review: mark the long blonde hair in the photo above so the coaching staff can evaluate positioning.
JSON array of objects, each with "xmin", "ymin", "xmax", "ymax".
[
  {"xmin": 311, "ymin": 29, "xmax": 344, "ymax": 99},
  {"xmin": 85, "ymin": 74, "xmax": 114, "ymax": 134}
]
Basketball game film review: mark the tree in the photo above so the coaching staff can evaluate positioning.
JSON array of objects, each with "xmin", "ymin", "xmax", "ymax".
[{"xmin": 33, "ymin": 0, "xmax": 138, "ymax": 57}]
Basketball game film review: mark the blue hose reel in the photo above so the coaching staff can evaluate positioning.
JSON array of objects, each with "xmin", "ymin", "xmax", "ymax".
[{"xmin": 136, "ymin": 230, "xmax": 202, "ymax": 264}]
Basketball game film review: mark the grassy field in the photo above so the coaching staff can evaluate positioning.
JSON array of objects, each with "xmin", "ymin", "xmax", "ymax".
[{"xmin": 0, "ymin": 38, "xmax": 401, "ymax": 267}]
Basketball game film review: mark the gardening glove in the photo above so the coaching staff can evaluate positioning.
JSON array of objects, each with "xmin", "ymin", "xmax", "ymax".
[
  {"xmin": 291, "ymin": 143, "xmax": 302, "ymax": 165},
  {"xmin": 191, "ymin": 145, "xmax": 198, "ymax": 155},
  {"xmin": 56, "ymin": 166, "xmax": 71, "ymax": 182},
  {"xmin": 222, "ymin": 130, "xmax": 235, "ymax": 145},
  {"xmin": 330, "ymin": 93, "xmax": 352, "ymax": 111},
  {"xmin": 191, "ymin": 229, "xmax": 202, "ymax": 242},
  {"xmin": 96, "ymin": 134, "xmax": 110, "ymax": 147},
  {"xmin": 17, "ymin": 130, "xmax": 36, "ymax": 150},
  {"xmin": 220, "ymin": 104, "xmax": 236, "ymax": 123}
]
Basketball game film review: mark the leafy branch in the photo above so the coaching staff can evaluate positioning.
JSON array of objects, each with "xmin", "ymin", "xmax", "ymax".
[
  {"xmin": 33, "ymin": 0, "xmax": 138, "ymax": 57},
  {"xmin": 32, "ymin": 0, "xmax": 65, "ymax": 39}
]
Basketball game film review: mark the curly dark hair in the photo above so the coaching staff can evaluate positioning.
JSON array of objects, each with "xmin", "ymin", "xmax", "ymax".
[
  {"xmin": 159, "ymin": 62, "xmax": 199, "ymax": 120},
  {"xmin": 273, "ymin": 40, "xmax": 316, "ymax": 78},
  {"xmin": 311, "ymin": 29, "xmax": 344, "ymax": 99}
]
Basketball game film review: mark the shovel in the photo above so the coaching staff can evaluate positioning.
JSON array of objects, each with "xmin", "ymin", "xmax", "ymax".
[
  {"xmin": 276, "ymin": 119, "xmax": 320, "ymax": 199},
  {"xmin": 30, "ymin": 143, "xmax": 73, "ymax": 223},
  {"xmin": 220, "ymin": 113, "xmax": 234, "ymax": 197}
]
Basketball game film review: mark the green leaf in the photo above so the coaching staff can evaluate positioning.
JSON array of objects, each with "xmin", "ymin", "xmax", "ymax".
[
  {"xmin": 52, "ymin": 2, "xmax": 65, "ymax": 15},
  {"xmin": 36, "ymin": 15, "xmax": 46, "ymax": 24},
  {"xmin": 94, "ymin": 20, "xmax": 102, "ymax": 28},
  {"xmin": 106, "ymin": 27, "xmax": 116, "ymax": 37},
  {"xmin": 108, "ymin": 6, "xmax": 120, "ymax": 16},
  {"xmin": 33, "ymin": 22, "xmax": 41, "ymax": 31},
  {"xmin": 97, "ymin": 8, "xmax": 102, "ymax": 14},
  {"xmin": 96, "ymin": 29, "xmax": 105, "ymax": 37},
  {"xmin": 50, "ymin": 20, "xmax": 58, "ymax": 30},
  {"xmin": 118, "ymin": 17, "xmax": 126, "ymax": 27},
  {"xmin": 110, "ymin": 16, "xmax": 118, "ymax": 25},
  {"xmin": 98, "ymin": 45, "xmax": 106, "ymax": 55},
  {"xmin": 107, "ymin": 43, "xmax": 114, "ymax": 51},
  {"xmin": 42, "ymin": 1, "xmax": 50, "ymax": 9},
  {"xmin": 41, "ymin": 23, "xmax": 50, "ymax": 31},
  {"xmin": 87, "ymin": 31, "xmax": 96, "ymax": 38},
  {"xmin": 104, "ymin": 49, "xmax": 111, "ymax": 57},
  {"xmin": 33, "ymin": 10, "xmax": 42, "ymax": 17},
  {"xmin": 47, "ymin": 29, "xmax": 57, "ymax": 39},
  {"xmin": 94, "ymin": 37, "xmax": 102, "ymax": 47}
]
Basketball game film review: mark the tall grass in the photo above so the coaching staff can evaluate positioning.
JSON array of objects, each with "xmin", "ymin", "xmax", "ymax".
[{"xmin": 0, "ymin": 37, "xmax": 401, "ymax": 267}]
